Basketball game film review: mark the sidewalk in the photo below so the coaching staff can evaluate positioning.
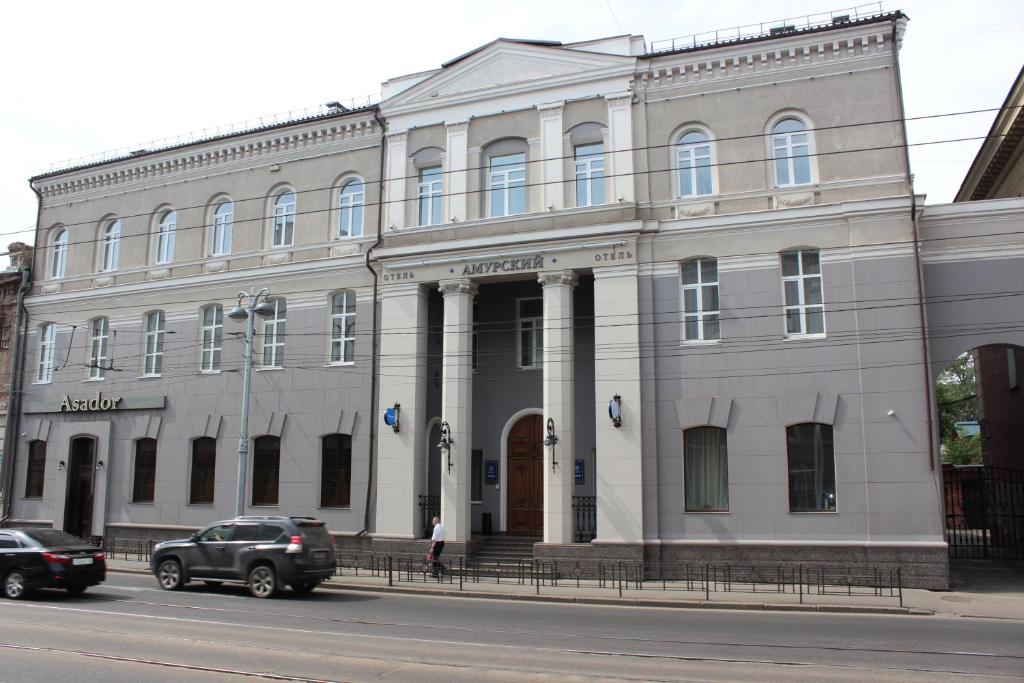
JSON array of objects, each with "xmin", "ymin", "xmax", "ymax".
[{"xmin": 103, "ymin": 557, "xmax": 1024, "ymax": 619}]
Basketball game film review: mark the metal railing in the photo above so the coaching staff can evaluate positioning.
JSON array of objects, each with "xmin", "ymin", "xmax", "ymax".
[
  {"xmin": 572, "ymin": 495, "xmax": 596, "ymax": 542},
  {"xmin": 944, "ymin": 465, "xmax": 1024, "ymax": 559},
  {"xmin": 418, "ymin": 495, "xmax": 440, "ymax": 538}
]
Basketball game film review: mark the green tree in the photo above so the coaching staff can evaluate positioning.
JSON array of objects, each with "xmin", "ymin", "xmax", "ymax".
[
  {"xmin": 945, "ymin": 434, "xmax": 982, "ymax": 465},
  {"xmin": 936, "ymin": 351, "xmax": 978, "ymax": 445}
]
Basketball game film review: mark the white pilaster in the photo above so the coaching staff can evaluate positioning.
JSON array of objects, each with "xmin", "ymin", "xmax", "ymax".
[
  {"xmin": 537, "ymin": 102, "xmax": 565, "ymax": 211},
  {"xmin": 438, "ymin": 278, "xmax": 477, "ymax": 542},
  {"xmin": 374, "ymin": 283, "xmax": 428, "ymax": 538},
  {"xmin": 605, "ymin": 92, "xmax": 635, "ymax": 203},
  {"xmin": 593, "ymin": 265, "xmax": 644, "ymax": 542},
  {"xmin": 384, "ymin": 131, "xmax": 408, "ymax": 230},
  {"xmin": 445, "ymin": 120, "xmax": 469, "ymax": 223},
  {"xmin": 540, "ymin": 270, "xmax": 577, "ymax": 544}
]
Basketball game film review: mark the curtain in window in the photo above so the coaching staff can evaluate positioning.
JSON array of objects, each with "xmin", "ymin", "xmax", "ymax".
[{"xmin": 684, "ymin": 427, "xmax": 728, "ymax": 511}]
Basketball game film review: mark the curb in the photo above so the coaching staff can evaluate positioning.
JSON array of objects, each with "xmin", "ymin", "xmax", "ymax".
[{"xmin": 106, "ymin": 565, "xmax": 919, "ymax": 616}]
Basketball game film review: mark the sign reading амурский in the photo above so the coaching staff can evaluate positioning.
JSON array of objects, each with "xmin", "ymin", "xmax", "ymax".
[{"xmin": 59, "ymin": 392, "xmax": 124, "ymax": 412}]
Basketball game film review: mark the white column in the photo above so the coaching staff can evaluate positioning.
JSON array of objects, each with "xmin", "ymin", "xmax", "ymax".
[
  {"xmin": 445, "ymin": 120, "xmax": 469, "ymax": 223},
  {"xmin": 593, "ymin": 265, "xmax": 644, "ymax": 542},
  {"xmin": 605, "ymin": 92, "xmax": 635, "ymax": 203},
  {"xmin": 374, "ymin": 283, "xmax": 428, "ymax": 538},
  {"xmin": 537, "ymin": 101, "xmax": 565, "ymax": 211},
  {"xmin": 384, "ymin": 130, "xmax": 408, "ymax": 230},
  {"xmin": 438, "ymin": 278, "xmax": 477, "ymax": 542},
  {"xmin": 539, "ymin": 270, "xmax": 577, "ymax": 544}
]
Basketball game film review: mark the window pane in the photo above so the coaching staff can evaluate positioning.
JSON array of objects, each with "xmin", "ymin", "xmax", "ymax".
[
  {"xmin": 702, "ymin": 285, "xmax": 719, "ymax": 312},
  {"xmin": 591, "ymin": 174, "xmax": 605, "ymax": 205},
  {"xmin": 787, "ymin": 423, "xmax": 836, "ymax": 511},
  {"xmin": 775, "ymin": 156, "xmax": 790, "ymax": 186},
  {"xmin": 806, "ymin": 306, "xmax": 825, "ymax": 334},
  {"xmin": 520, "ymin": 299, "xmax": 542, "ymax": 318},
  {"xmin": 190, "ymin": 438, "xmax": 216, "ymax": 504},
  {"xmin": 783, "ymin": 280, "xmax": 800, "ymax": 306},
  {"xmin": 703, "ymin": 314, "xmax": 721, "ymax": 340},
  {"xmin": 683, "ymin": 288, "xmax": 698, "ymax": 313},
  {"xmin": 801, "ymin": 250, "xmax": 820, "ymax": 274},
  {"xmin": 490, "ymin": 186, "xmax": 504, "ymax": 217},
  {"xmin": 803, "ymin": 277, "xmax": 822, "ymax": 305},
  {"xmin": 685, "ymin": 427, "xmax": 729, "ymax": 511},
  {"xmin": 781, "ymin": 251, "xmax": 799, "ymax": 276},
  {"xmin": 233, "ymin": 525, "xmax": 261, "ymax": 542},
  {"xmin": 252, "ymin": 436, "xmax": 280, "ymax": 506},
  {"xmin": 680, "ymin": 260, "xmax": 698, "ymax": 285},
  {"xmin": 785, "ymin": 309, "xmax": 802, "ymax": 334},
  {"xmin": 509, "ymin": 185, "xmax": 525, "ymax": 215},
  {"xmin": 321, "ymin": 434, "xmax": 352, "ymax": 507},
  {"xmin": 700, "ymin": 258, "xmax": 718, "ymax": 282},
  {"xmin": 684, "ymin": 316, "xmax": 699, "ymax": 341}
]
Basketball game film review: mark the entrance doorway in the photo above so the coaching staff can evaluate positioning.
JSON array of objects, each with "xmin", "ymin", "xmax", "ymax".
[
  {"xmin": 64, "ymin": 437, "xmax": 96, "ymax": 538},
  {"xmin": 507, "ymin": 414, "xmax": 543, "ymax": 536}
]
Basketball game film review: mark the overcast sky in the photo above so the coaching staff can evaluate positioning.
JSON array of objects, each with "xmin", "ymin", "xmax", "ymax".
[{"xmin": 2, "ymin": 0, "xmax": 1021, "ymax": 265}]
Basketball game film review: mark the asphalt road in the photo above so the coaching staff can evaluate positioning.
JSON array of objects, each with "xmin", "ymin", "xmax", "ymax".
[{"xmin": 0, "ymin": 573, "xmax": 1022, "ymax": 682}]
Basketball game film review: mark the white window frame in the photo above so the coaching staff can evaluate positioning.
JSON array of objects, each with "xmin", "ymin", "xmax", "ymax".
[
  {"xmin": 781, "ymin": 249, "xmax": 825, "ymax": 338},
  {"xmin": 574, "ymin": 142, "xmax": 605, "ymax": 207},
  {"xmin": 143, "ymin": 311, "xmax": 165, "ymax": 376},
  {"xmin": 417, "ymin": 166, "xmax": 443, "ymax": 226},
  {"xmin": 88, "ymin": 317, "xmax": 109, "ymax": 380},
  {"xmin": 101, "ymin": 220, "xmax": 120, "ymax": 272},
  {"xmin": 488, "ymin": 153, "xmax": 527, "ymax": 218},
  {"xmin": 338, "ymin": 181, "xmax": 364, "ymax": 238},
  {"xmin": 200, "ymin": 305, "xmax": 223, "ymax": 372},
  {"xmin": 51, "ymin": 230, "xmax": 68, "ymax": 279},
  {"xmin": 155, "ymin": 211, "xmax": 176, "ymax": 264},
  {"xmin": 272, "ymin": 192, "xmax": 295, "ymax": 248},
  {"xmin": 676, "ymin": 130, "xmax": 714, "ymax": 197},
  {"xmin": 681, "ymin": 258, "xmax": 720, "ymax": 342},
  {"xmin": 515, "ymin": 297, "xmax": 543, "ymax": 370},
  {"xmin": 771, "ymin": 118, "xmax": 812, "ymax": 188},
  {"xmin": 329, "ymin": 291, "xmax": 356, "ymax": 365},
  {"xmin": 261, "ymin": 298, "xmax": 286, "ymax": 368},
  {"xmin": 37, "ymin": 323, "xmax": 56, "ymax": 383},
  {"xmin": 211, "ymin": 201, "xmax": 233, "ymax": 256}
]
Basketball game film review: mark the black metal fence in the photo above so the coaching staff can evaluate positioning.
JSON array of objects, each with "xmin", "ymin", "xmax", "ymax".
[
  {"xmin": 944, "ymin": 465, "xmax": 1024, "ymax": 559},
  {"xmin": 572, "ymin": 495, "xmax": 596, "ymax": 542}
]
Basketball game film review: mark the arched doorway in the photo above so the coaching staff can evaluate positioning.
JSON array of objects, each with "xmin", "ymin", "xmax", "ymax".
[
  {"xmin": 64, "ymin": 436, "xmax": 96, "ymax": 538},
  {"xmin": 506, "ymin": 414, "xmax": 543, "ymax": 536}
]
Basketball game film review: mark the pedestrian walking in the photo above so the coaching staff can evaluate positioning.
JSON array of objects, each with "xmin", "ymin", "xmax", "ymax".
[{"xmin": 430, "ymin": 515, "xmax": 446, "ymax": 576}]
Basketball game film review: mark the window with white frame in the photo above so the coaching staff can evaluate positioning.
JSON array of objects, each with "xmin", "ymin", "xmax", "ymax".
[
  {"xmin": 261, "ymin": 298, "xmax": 286, "ymax": 368},
  {"xmin": 772, "ymin": 118, "xmax": 811, "ymax": 187},
  {"xmin": 330, "ymin": 291, "xmax": 356, "ymax": 364},
  {"xmin": 684, "ymin": 427, "xmax": 729, "ymax": 511},
  {"xmin": 272, "ymin": 191, "xmax": 295, "ymax": 247},
  {"xmin": 338, "ymin": 181, "xmax": 364, "ymax": 238},
  {"xmin": 212, "ymin": 201, "xmax": 233, "ymax": 256},
  {"xmin": 37, "ymin": 323, "xmax": 56, "ymax": 383},
  {"xmin": 155, "ymin": 211, "xmax": 176, "ymax": 264},
  {"xmin": 488, "ymin": 153, "xmax": 526, "ymax": 217},
  {"xmin": 200, "ymin": 304, "xmax": 223, "ymax": 372},
  {"xmin": 681, "ymin": 258, "xmax": 720, "ymax": 341},
  {"xmin": 516, "ymin": 298, "xmax": 543, "ymax": 370},
  {"xmin": 88, "ymin": 316, "xmax": 109, "ymax": 379},
  {"xmin": 51, "ymin": 230, "xmax": 68, "ymax": 279},
  {"xmin": 101, "ymin": 220, "xmax": 121, "ymax": 272},
  {"xmin": 781, "ymin": 249, "xmax": 824, "ymax": 336},
  {"xmin": 143, "ymin": 311, "xmax": 165, "ymax": 376},
  {"xmin": 574, "ymin": 142, "xmax": 605, "ymax": 207},
  {"xmin": 418, "ymin": 166, "xmax": 442, "ymax": 226},
  {"xmin": 676, "ymin": 131, "xmax": 713, "ymax": 197}
]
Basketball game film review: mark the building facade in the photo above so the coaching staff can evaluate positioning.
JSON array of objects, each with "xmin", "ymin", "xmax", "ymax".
[{"xmin": 5, "ymin": 11, "xmax": 980, "ymax": 587}]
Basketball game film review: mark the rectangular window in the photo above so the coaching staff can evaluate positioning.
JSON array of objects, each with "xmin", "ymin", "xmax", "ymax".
[
  {"xmin": 132, "ymin": 438, "xmax": 157, "ymax": 503},
  {"xmin": 516, "ymin": 298, "xmax": 543, "ymax": 369},
  {"xmin": 89, "ymin": 317, "xmax": 109, "ymax": 379},
  {"xmin": 787, "ymin": 423, "xmax": 836, "ymax": 511},
  {"xmin": 330, "ymin": 292, "xmax": 356, "ymax": 364},
  {"xmin": 574, "ymin": 143, "xmax": 605, "ymax": 207},
  {"xmin": 201, "ymin": 305, "xmax": 223, "ymax": 372},
  {"xmin": 488, "ymin": 152, "xmax": 526, "ymax": 217},
  {"xmin": 471, "ymin": 449, "xmax": 483, "ymax": 503},
  {"xmin": 681, "ymin": 258, "xmax": 720, "ymax": 341},
  {"xmin": 190, "ymin": 438, "xmax": 216, "ymax": 505},
  {"xmin": 418, "ymin": 166, "xmax": 443, "ymax": 226},
  {"xmin": 320, "ymin": 434, "xmax": 352, "ymax": 508},
  {"xmin": 781, "ymin": 250, "xmax": 824, "ymax": 336},
  {"xmin": 24, "ymin": 440, "xmax": 46, "ymax": 498},
  {"xmin": 37, "ymin": 323, "xmax": 56, "ymax": 383},
  {"xmin": 684, "ymin": 427, "xmax": 729, "ymax": 511},
  {"xmin": 261, "ymin": 299, "xmax": 286, "ymax": 368},
  {"xmin": 252, "ymin": 436, "xmax": 280, "ymax": 506},
  {"xmin": 144, "ymin": 311, "xmax": 165, "ymax": 376},
  {"xmin": 0, "ymin": 325, "xmax": 9, "ymax": 351}
]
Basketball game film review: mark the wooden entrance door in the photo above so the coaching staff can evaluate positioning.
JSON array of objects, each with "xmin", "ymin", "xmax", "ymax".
[{"xmin": 507, "ymin": 414, "xmax": 543, "ymax": 536}]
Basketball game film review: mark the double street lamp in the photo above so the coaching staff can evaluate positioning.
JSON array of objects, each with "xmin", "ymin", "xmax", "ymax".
[{"xmin": 228, "ymin": 288, "xmax": 276, "ymax": 517}]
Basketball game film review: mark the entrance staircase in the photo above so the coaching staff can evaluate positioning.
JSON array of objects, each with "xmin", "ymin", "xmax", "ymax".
[{"xmin": 469, "ymin": 536, "xmax": 538, "ymax": 576}]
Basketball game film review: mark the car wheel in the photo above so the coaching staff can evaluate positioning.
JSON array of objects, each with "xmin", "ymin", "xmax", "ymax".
[
  {"xmin": 65, "ymin": 584, "xmax": 88, "ymax": 595},
  {"xmin": 291, "ymin": 579, "xmax": 320, "ymax": 595},
  {"xmin": 3, "ymin": 570, "xmax": 28, "ymax": 600},
  {"xmin": 156, "ymin": 559, "xmax": 184, "ymax": 591},
  {"xmin": 248, "ymin": 565, "xmax": 277, "ymax": 599}
]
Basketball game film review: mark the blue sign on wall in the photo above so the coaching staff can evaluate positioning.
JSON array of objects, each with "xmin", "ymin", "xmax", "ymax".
[
  {"xmin": 574, "ymin": 459, "xmax": 585, "ymax": 484},
  {"xmin": 485, "ymin": 460, "xmax": 498, "ymax": 485}
]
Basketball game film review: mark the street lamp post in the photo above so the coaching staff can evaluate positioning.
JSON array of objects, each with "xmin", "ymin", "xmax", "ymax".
[{"xmin": 228, "ymin": 288, "xmax": 275, "ymax": 517}]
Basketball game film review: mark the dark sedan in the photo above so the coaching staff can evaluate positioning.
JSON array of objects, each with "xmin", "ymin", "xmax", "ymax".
[{"xmin": 0, "ymin": 528, "xmax": 106, "ymax": 599}]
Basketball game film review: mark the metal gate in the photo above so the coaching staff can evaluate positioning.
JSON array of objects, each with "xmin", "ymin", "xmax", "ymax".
[{"xmin": 944, "ymin": 465, "xmax": 1024, "ymax": 559}]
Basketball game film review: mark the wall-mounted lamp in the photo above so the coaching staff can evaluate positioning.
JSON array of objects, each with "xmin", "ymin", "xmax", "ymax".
[
  {"xmin": 608, "ymin": 394, "xmax": 622, "ymax": 428},
  {"xmin": 57, "ymin": 460, "xmax": 66, "ymax": 471},
  {"xmin": 96, "ymin": 460, "xmax": 105, "ymax": 471},
  {"xmin": 544, "ymin": 417, "xmax": 559, "ymax": 470},
  {"xmin": 383, "ymin": 403, "xmax": 401, "ymax": 433},
  {"xmin": 438, "ymin": 421, "xmax": 453, "ymax": 474}
]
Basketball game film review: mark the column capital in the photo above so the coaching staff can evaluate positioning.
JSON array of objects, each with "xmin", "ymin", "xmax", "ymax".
[
  {"xmin": 437, "ymin": 278, "xmax": 478, "ymax": 297},
  {"xmin": 537, "ymin": 270, "xmax": 578, "ymax": 289}
]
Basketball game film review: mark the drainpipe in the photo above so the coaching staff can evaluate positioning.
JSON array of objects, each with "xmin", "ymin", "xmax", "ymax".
[{"xmin": 357, "ymin": 108, "xmax": 387, "ymax": 536}]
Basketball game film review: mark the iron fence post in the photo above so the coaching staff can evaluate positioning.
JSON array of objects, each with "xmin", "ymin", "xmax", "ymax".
[{"xmin": 388, "ymin": 555, "xmax": 393, "ymax": 587}]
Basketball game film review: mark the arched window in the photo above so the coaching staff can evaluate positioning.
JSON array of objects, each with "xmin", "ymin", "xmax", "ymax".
[
  {"xmin": 24, "ymin": 440, "xmax": 46, "ymax": 498},
  {"xmin": 684, "ymin": 427, "xmax": 728, "ymax": 511},
  {"xmin": 88, "ymin": 316, "xmax": 109, "ymax": 380},
  {"xmin": 771, "ymin": 118, "xmax": 811, "ymax": 187},
  {"xmin": 101, "ymin": 220, "xmax": 120, "ymax": 272},
  {"xmin": 200, "ymin": 304, "xmax": 223, "ymax": 372},
  {"xmin": 36, "ymin": 323, "xmax": 56, "ymax": 383},
  {"xmin": 50, "ymin": 230, "xmax": 68, "ymax": 279},
  {"xmin": 143, "ymin": 311, "xmax": 165, "ymax": 376},
  {"xmin": 681, "ymin": 258, "xmax": 719, "ymax": 341},
  {"xmin": 330, "ymin": 291, "xmax": 356, "ymax": 364},
  {"xmin": 190, "ymin": 437, "xmax": 216, "ymax": 504},
  {"xmin": 272, "ymin": 191, "xmax": 295, "ymax": 247},
  {"xmin": 338, "ymin": 180, "xmax": 364, "ymax": 238},
  {"xmin": 155, "ymin": 210, "xmax": 176, "ymax": 264},
  {"xmin": 261, "ymin": 298, "xmax": 286, "ymax": 368},
  {"xmin": 676, "ymin": 131, "xmax": 713, "ymax": 197},
  {"xmin": 212, "ymin": 201, "xmax": 233, "ymax": 256},
  {"xmin": 787, "ymin": 423, "xmax": 836, "ymax": 511},
  {"xmin": 320, "ymin": 434, "xmax": 352, "ymax": 507},
  {"xmin": 252, "ymin": 436, "xmax": 280, "ymax": 506},
  {"xmin": 132, "ymin": 438, "xmax": 157, "ymax": 503}
]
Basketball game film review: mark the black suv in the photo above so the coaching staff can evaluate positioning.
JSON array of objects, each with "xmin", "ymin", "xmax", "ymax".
[{"xmin": 150, "ymin": 516, "xmax": 336, "ymax": 598}]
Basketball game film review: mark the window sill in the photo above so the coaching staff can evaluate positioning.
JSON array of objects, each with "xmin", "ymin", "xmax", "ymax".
[
  {"xmin": 319, "ymin": 505, "xmax": 353, "ymax": 510},
  {"xmin": 684, "ymin": 509, "xmax": 730, "ymax": 514},
  {"xmin": 138, "ymin": 374, "xmax": 162, "ymax": 379},
  {"xmin": 516, "ymin": 366, "xmax": 541, "ymax": 372},
  {"xmin": 32, "ymin": 380, "xmax": 52, "ymax": 385},
  {"xmin": 324, "ymin": 362, "xmax": 355, "ymax": 368},
  {"xmin": 21, "ymin": 496, "xmax": 43, "ymax": 500},
  {"xmin": 186, "ymin": 503, "xmax": 215, "ymax": 507},
  {"xmin": 249, "ymin": 504, "xmax": 280, "ymax": 508},
  {"xmin": 255, "ymin": 367, "xmax": 284, "ymax": 372},
  {"xmin": 681, "ymin": 339, "xmax": 721, "ymax": 346},
  {"xmin": 198, "ymin": 370, "xmax": 221, "ymax": 375},
  {"xmin": 82, "ymin": 377, "xmax": 106, "ymax": 382},
  {"xmin": 784, "ymin": 333, "xmax": 827, "ymax": 341},
  {"xmin": 471, "ymin": 500, "xmax": 483, "ymax": 505},
  {"xmin": 129, "ymin": 501, "xmax": 155, "ymax": 506},
  {"xmin": 788, "ymin": 509, "xmax": 838, "ymax": 514}
]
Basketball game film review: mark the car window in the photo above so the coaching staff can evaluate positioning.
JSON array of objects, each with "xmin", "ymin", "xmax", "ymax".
[
  {"xmin": 0, "ymin": 534, "xmax": 19, "ymax": 549},
  {"xmin": 297, "ymin": 523, "xmax": 331, "ymax": 544},
  {"xmin": 258, "ymin": 524, "xmax": 285, "ymax": 542},
  {"xmin": 21, "ymin": 529, "xmax": 83, "ymax": 547},
  {"xmin": 232, "ymin": 525, "xmax": 261, "ymax": 542},
  {"xmin": 197, "ymin": 524, "xmax": 233, "ymax": 542}
]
